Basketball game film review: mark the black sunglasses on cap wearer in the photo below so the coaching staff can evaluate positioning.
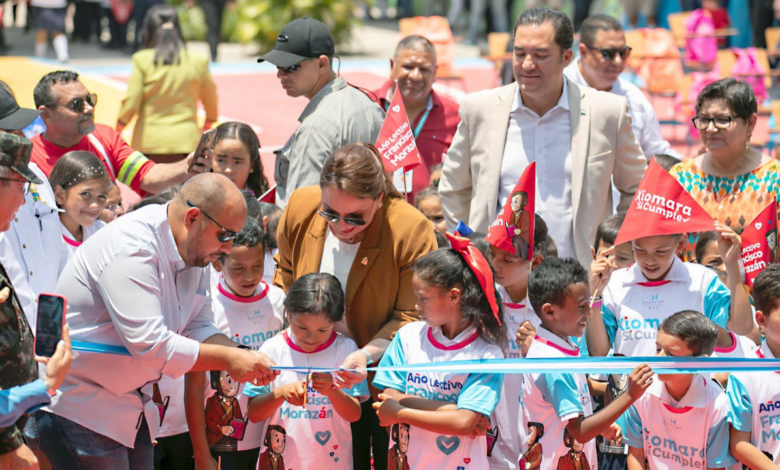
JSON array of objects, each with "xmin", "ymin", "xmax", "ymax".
[
  {"xmin": 65, "ymin": 93, "xmax": 98, "ymax": 113},
  {"xmin": 276, "ymin": 58, "xmax": 315, "ymax": 75},
  {"xmin": 186, "ymin": 200, "xmax": 237, "ymax": 243},
  {"xmin": 585, "ymin": 45, "xmax": 632, "ymax": 61}
]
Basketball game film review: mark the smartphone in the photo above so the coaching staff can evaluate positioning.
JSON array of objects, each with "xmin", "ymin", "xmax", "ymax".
[
  {"xmin": 188, "ymin": 128, "xmax": 216, "ymax": 173},
  {"xmin": 35, "ymin": 294, "xmax": 66, "ymax": 358}
]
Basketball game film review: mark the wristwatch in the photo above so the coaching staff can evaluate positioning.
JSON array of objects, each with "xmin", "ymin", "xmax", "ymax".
[{"xmin": 361, "ymin": 348, "xmax": 374, "ymax": 366}]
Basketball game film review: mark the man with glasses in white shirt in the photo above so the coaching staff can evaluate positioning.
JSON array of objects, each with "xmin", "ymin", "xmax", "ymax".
[{"xmin": 36, "ymin": 173, "xmax": 278, "ymax": 470}]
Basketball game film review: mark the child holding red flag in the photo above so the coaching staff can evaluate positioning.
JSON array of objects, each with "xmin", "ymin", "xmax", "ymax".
[{"xmin": 585, "ymin": 160, "xmax": 753, "ymax": 360}]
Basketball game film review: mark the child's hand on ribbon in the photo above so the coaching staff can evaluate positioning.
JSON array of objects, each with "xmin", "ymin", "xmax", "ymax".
[
  {"xmin": 311, "ymin": 372, "xmax": 335, "ymax": 396},
  {"xmin": 372, "ymin": 393, "xmax": 403, "ymax": 427},
  {"xmin": 279, "ymin": 381, "xmax": 307, "ymax": 406},
  {"xmin": 627, "ymin": 364, "xmax": 654, "ymax": 400},
  {"xmin": 515, "ymin": 321, "xmax": 537, "ymax": 357}
]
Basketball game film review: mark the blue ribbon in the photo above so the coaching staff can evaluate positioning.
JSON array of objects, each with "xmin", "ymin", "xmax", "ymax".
[{"xmin": 72, "ymin": 342, "xmax": 780, "ymax": 374}]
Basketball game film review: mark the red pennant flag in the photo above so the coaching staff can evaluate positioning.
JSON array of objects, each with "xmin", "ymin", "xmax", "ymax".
[
  {"xmin": 258, "ymin": 185, "xmax": 276, "ymax": 204},
  {"xmin": 374, "ymin": 87, "xmax": 423, "ymax": 173},
  {"xmin": 110, "ymin": 0, "xmax": 133, "ymax": 24},
  {"xmin": 614, "ymin": 159, "xmax": 715, "ymax": 246},
  {"xmin": 740, "ymin": 200, "xmax": 778, "ymax": 287},
  {"xmin": 486, "ymin": 163, "xmax": 536, "ymax": 260}
]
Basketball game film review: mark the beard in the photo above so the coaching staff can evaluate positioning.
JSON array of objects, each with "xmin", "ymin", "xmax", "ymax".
[
  {"xmin": 78, "ymin": 117, "xmax": 96, "ymax": 136},
  {"xmin": 186, "ymin": 236, "xmax": 213, "ymax": 267}
]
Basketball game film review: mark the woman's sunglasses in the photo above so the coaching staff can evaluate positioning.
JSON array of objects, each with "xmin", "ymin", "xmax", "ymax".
[{"xmin": 318, "ymin": 210, "xmax": 368, "ymax": 226}]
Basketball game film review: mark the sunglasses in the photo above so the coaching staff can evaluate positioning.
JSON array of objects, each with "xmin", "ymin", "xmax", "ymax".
[
  {"xmin": 586, "ymin": 45, "xmax": 632, "ymax": 61},
  {"xmin": 186, "ymin": 200, "xmax": 237, "ymax": 243},
  {"xmin": 318, "ymin": 210, "xmax": 368, "ymax": 226},
  {"xmin": 66, "ymin": 93, "xmax": 98, "ymax": 113},
  {"xmin": 276, "ymin": 58, "xmax": 314, "ymax": 75}
]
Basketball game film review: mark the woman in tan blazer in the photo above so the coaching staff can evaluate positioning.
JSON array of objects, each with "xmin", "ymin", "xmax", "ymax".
[
  {"xmin": 274, "ymin": 142, "xmax": 437, "ymax": 470},
  {"xmin": 116, "ymin": 4, "xmax": 217, "ymax": 163}
]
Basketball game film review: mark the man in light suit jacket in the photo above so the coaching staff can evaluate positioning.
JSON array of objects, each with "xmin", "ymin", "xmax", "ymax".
[{"xmin": 440, "ymin": 8, "xmax": 647, "ymax": 270}]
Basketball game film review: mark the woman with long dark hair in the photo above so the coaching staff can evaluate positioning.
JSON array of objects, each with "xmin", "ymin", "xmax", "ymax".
[{"xmin": 117, "ymin": 4, "xmax": 218, "ymax": 164}]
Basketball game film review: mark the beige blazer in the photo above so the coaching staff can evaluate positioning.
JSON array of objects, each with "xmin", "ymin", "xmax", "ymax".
[{"xmin": 439, "ymin": 78, "xmax": 647, "ymax": 269}]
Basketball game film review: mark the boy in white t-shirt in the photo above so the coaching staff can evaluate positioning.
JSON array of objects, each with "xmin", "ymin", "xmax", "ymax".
[
  {"xmin": 726, "ymin": 265, "xmax": 780, "ymax": 470},
  {"xmin": 523, "ymin": 257, "xmax": 654, "ymax": 470},
  {"xmin": 586, "ymin": 226, "xmax": 752, "ymax": 360},
  {"xmin": 623, "ymin": 310, "xmax": 737, "ymax": 470},
  {"xmin": 244, "ymin": 273, "xmax": 369, "ymax": 470},
  {"xmin": 185, "ymin": 218, "xmax": 286, "ymax": 470}
]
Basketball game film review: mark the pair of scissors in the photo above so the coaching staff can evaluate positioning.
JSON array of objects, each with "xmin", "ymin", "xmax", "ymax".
[{"xmin": 302, "ymin": 366, "xmax": 311, "ymax": 408}]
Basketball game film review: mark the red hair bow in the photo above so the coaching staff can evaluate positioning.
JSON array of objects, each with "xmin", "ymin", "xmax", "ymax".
[{"xmin": 445, "ymin": 232, "xmax": 501, "ymax": 325}]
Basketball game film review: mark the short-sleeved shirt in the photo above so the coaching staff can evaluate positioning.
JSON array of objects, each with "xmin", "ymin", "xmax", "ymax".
[
  {"xmin": 243, "ymin": 331, "xmax": 369, "ymax": 470},
  {"xmin": 711, "ymin": 331, "xmax": 757, "ymax": 359},
  {"xmin": 374, "ymin": 81, "xmax": 460, "ymax": 201},
  {"xmin": 522, "ymin": 326, "xmax": 596, "ymax": 470},
  {"xmin": 489, "ymin": 286, "xmax": 537, "ymax": 470},
  {"xmin": 602, "ymin": 258, "xmax": 730, "ymax": 357},
  {"xmin": 274, "ymin": 77, "xmax": 385, "ymax": 208},
  {"xmin": 670, "ymin": 159, "xmax": 780, "ymax": 261},
  {"xmin": 624, "ymin": 375, "xmax": 737, "ymax": 470},
  {"xmin": 373, "ymin": 321, "xmax": 504, "ymax": 470},
  {"xmin": 31, "ymin": 124, "xmax": 155, "ymax": 195},
  {"xmin": 59, "ymin": 219, "xmax": 105, "ymax": 276},
  {"xmin": 726, "ymin": 342, "xmax": 780, "ymax": 466}
]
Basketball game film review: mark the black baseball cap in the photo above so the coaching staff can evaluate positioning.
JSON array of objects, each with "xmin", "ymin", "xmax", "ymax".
[
  {"xmin": 257, "ymin": 17, "xmax": 335, "ymax": 68},
  {"xmin": 0, "ymin": 88, "xmax": 41, "ymax": 131}
]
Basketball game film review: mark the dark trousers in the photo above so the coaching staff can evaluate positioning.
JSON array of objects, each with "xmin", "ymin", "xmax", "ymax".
[
  {"xmin": 133, "ymin": 0, "xmax": 163, "ymax": 48},
  {"xmin": 573, "ymin": 0, "xmax": 594, "ymax": 31},
  {"xmin": 72, "ymin": 1, "xmax": 102, "ymax": 41},
  {"xmin": 103, "ymin": 6, "xmax": 128, "ymax": 48},
  {"xmin": 154, "ymin": 432, "xmax": 194, "ymax": 470},
  {"xmin": 749, "ymin": 0, "xmax": 774, "ymax": 47},
  {"xmin": 351, "ymin": 398, "xmax": 389, "ymax": 470},
  {"xmin": 211, "ymin": 448, "xmax": 261, "ymax": 470},
  {"xmin": 199, "ymin": 0, "xmax": 225, "ymax": 61}
]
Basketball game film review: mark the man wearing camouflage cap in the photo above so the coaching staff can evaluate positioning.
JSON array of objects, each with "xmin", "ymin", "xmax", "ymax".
[{"xmin": 0, "ymin": 132, "xmax": 71, "ymax": 470}]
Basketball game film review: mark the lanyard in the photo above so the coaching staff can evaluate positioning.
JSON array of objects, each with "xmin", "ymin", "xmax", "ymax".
[{"xmin": 383, "ymin": 92, "xmax": 433, "ymax": 139}]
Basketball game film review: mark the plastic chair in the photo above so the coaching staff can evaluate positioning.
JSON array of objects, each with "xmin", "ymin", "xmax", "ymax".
[{"xmin": 765, "ymin": 27, "xmax": 780, "ymax": 56}]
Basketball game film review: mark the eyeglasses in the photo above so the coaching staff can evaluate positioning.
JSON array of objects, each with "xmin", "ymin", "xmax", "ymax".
[
  {"xmin": 276, "ymin": 58, "xmax": 314, "ymax": 75},
  {"xmin": 0, "ymin": 177, "xmax": 30, "ymax": 195},
  {"xmin": 317, "ymin": 210, "xmax": 369, "ymax": 226},
  {"xmin": 66, "ymin": 93, "xmax": 98, "ymax": 113},
  {"xmin": 586, "ymin": 45, "xmax": 632, "ymax": 61},
  {"xmin": 692, "ymin": 115, "xmax": 735, "ymax": 130},
  {"xmin": 186, "ymin": 200, "xmax": 237, "ymax": 243}
]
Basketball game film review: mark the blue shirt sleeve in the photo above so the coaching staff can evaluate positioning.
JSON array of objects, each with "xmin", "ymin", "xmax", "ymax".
[
  {"xmin": 706, "ymin": 417, "xmax": 738, "ymax": 468},
  {"xmin": 345, "ymin": 379, "xmax": 371, "ymax": 400},
  {"xmin": 602, "ymin": 306, "xmax": 618, "ymax": 347},
  {"xmin": 372, "ymin": 332, "xmax": 407, "ymax": 393},
  {"xmin": 538, "ymin": 373, "xmax": 583, "ymax": 419},
  {"xmin": 242, "ymin": 383, "xmax": 270, "ymax": 398},
  {"xmin": 726, "ymin": 375, "xmax": 753, "ymax": 433},
  {"xmin": 622, "ymin": 404, "xmax": 644, "ymax": 449},
  {"xmin": 703, "ymin": 276, "xmax": 730, "ymax": 328},
  {"xmin": 456, "ymin": 372, "xmax": 503, "ymax": 416},
  {"xmin": 0, "ymin": 379, "xmax": 51, "ymax": 427}
]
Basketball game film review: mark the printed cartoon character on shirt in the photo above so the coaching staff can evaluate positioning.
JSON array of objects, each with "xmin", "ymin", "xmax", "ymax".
[
  {"xmin": 388, "ymin": 423, "xmax": 411, "ymax": 470},
  {"xmin": 556, "ymin": 429, "xmax": 590, "ymax": 470},
  {"xmin": 205, "ymin": 370, "xmax": 246, "ymax": 451},
  {"xmin": 258, "ymin": 424, "xmax": 287, "ymax": 470},
  {"xmin": 507, "ymin": 191, "xmax": 532, "ymax": 259},
  {"xmin": 520, "ymin": 422, "xmax": 544, "ymax": 470}
]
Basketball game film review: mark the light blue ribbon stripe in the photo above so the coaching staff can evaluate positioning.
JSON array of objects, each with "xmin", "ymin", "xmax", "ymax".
[{"xmin": 72, "ymin": 342, "xmax": 780, "ymax": 374}]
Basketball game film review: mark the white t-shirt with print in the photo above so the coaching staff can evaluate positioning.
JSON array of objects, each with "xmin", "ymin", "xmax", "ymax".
[
  {"xmin": 711, "ymin": 331, "xmax": 758, "ymax": 359},
  {"xmin": 198, "ymin": 277, "xmax": 285, "ymax": 452},
  {"xmin": 243, "ymin": 331, "xmax": 370, "ymax": 470},
  {"xmin": 374, "ymin": 321, "xmax": 505, "ymax": 470},
  {"xmin": 727, "ymin": 342, "xmax": 780, "ymax": 467},
  {"xmin": 522, "ymin": 326, "xmax": 596, "ymax": 470},
  {"xmin": 602, "ymin": 259, "xmax": 731, "ymax": 357},
  {"xmin": 624, "ymin": 375, "xmax": 737, "ymax": 470},
  {"xmin": 490, "ymin": 286, "xmax": 538, "ymax": 470},
  {"xmin": 59, "ymin": 219, "xmax": 105, "ymax": 275}
]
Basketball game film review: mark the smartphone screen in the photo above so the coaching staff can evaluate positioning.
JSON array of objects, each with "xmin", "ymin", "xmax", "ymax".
[
  {"xmin": 188, "ymin": 129, "xmax": 216, "ymax": 173},
  {"xmin": 35, "ymin": 294, "xmax": 65, "ymax": 357}
]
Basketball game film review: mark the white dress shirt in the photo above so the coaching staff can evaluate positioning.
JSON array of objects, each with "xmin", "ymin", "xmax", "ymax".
[
  {"xmin": 564, "ymin": 59, "xmax": 673, "ymax": 158},
  {"xmin": 498, "ymin": 80, "xmax": 577, "ymax": 260},
  {"xmin": 319, "ymin": 228, "xmax": 360, "ymax": 338},
  {"xmin": 46, "ymin": 203, "xmax": 224, "ymax": 448},
  {"xmin": 3, "ymin": 163, "xmax": 63, "ymax": 329}
]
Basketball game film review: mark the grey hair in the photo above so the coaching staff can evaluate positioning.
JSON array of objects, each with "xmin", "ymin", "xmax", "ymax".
[
  {"xmin": 34, "ymin": 70, "xmax": 80, "ymax": 108},
  {"xmin": 580, "ymin": 14, "xmax": 623, "ymax": 47},
  {"xmin": 394, "ymin": 35, "xmax": 437, "ymax": 62},
  {"xmin": 513, "ymin": 7, "xmax": 574, "ymax": 52},
  {"xmin": 659, "ymin": 310, "xmax": 718, "ymax": 356}
]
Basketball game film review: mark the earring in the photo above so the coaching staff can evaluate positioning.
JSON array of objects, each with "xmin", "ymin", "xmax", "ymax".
[{"xmin": 378, "ymin": 202, "xmax": 383, "ymax": 208}]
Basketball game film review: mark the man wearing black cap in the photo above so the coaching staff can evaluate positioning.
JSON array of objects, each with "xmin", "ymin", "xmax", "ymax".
[{"xmin": 258, "ymin": 17, "xmax": 385, "ymax": 209}]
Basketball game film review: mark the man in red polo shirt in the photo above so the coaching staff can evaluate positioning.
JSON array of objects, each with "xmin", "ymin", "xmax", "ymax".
[
  {"xmin": 374, "ymin": 36, "xmax": 460, "ymax": 201},
  {"xmin": 30, "ymin": 71, "xmax": 206, "ymax": 196}
]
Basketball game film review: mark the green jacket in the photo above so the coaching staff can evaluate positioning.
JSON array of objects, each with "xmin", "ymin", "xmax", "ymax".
[{"xmin": 0, "ymin": 262, "xmax": 37, "ymax": 455}]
